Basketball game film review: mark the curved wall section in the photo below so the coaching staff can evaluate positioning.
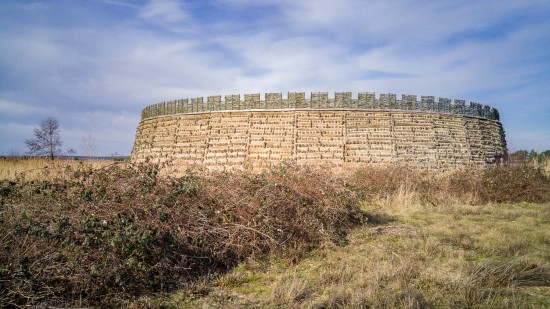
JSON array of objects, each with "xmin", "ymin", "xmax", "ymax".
[
  {"xmin": 139, "ymin": 92, "xmax": 500, "ymax": 121},
  {"xmin": 131, "ymin": 108, "xmax": 507, "ymax": 173}
]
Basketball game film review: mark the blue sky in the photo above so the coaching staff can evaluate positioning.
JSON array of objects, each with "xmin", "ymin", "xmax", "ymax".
[{"xmin": 1, "ymin": 0, "xmax": 549, "ymax": 156}]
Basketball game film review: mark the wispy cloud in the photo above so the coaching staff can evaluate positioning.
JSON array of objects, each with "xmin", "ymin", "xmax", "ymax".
[
  {"xmin": 100, "ymin": 0, "xmax": 141, "ymax": 9},
  {"xmin": 0, "ymin": 100, "xmax": 44, "ymax": 115},
  {"xmin": 0, "ymin": 0, "xmax": 549, "ymax": 154},
  {"xmin": 139, "ymin": 0, "xmax": 190, "ymax": 24}
]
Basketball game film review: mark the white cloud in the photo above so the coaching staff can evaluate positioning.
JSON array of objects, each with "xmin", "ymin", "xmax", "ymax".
[
  {"xmin": 0, "ymin": 0, "xmax": 549, "ymax": 154},
  {"xmin": 0, "ymin": 99, "xmax": 43, "ymax": 115},
  {"xmin": 139, "ymin": 0, "xmax": 190, "ymax": 24},
  {"xmin": 100, "ymin": 0, "xmax": 141, "ymax": 9}
]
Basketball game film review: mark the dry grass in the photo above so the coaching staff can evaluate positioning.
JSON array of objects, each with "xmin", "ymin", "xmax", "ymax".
[
  {"xmin": 1, "ymin": 162, "xmax": 549, "ymax": 308},
  {"xmin": 154, "ymin": 165, "xmax": 550, "ymax": 309},
  {"xmin": 0, "ymin": 157, "xmax": 119, "ymax": 181},
  {"xmin": 347, "ymin": 164, "xmax": 550, "ymax": 205},
  {"xmin": 160, "ymin": 202, "xmax": 550, "ymax": 309}
]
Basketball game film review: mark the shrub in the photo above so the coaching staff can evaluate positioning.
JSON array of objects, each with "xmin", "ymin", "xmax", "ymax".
[
  {"xmin": 347, "ymin": 163, "xmax": 550, "ymax": 205},
  {"xmin": 476, "ymin": 164, "xmax": 550, "ymax": 203},
  {"xmin": 0, "ymin": 163, "xmax": 363, "ymax": 307}
]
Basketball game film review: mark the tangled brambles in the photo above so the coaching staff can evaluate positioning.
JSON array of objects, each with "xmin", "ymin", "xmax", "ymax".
[
  {"xmin": 0, "ymin": 163, "xmax": 363, "ymax": 307},
  {"xmin": 1, "ymin": 162, "xmax": 549, "ymax": 307},
  {"xmin": 347, "ymin": 164, "xmax": 550, "ymax": 205}
]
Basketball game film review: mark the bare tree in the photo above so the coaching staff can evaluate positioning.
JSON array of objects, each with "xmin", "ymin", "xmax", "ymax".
[
  {"xmin": 80, "ymin": 132, "xmax": 97, "ymax": 159},
  {"xmin": 25, "ymin": 117, "xmax": 63, "ymax": 160}
]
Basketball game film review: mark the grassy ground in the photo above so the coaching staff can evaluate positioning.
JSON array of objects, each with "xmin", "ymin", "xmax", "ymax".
[
  {"xmin": 1, "ymin": 160, "xmax": 549, "ymax": 308},
  {"xmin": 152, "ymin": 199, "xmax": 550, "ymax": 308}
]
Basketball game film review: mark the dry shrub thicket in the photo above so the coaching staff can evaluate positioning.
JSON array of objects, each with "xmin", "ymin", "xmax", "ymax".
[
  {"xmin": 1, "ymin": 160, "xmax": 549, "ymax": 307},
  {"xmin": 174, "ymin": 164, "xmax": 550, "ymax": 309},
  {"xmin": 348, "ymin": 163, "xmax": 550, "ymax": 205},
  {"xmin": 0, "ymin": 162, "xmax": 362, "ymax": 307}
]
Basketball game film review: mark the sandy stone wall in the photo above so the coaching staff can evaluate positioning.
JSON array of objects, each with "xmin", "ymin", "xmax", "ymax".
[{"xmin": 131, "ymin": 108, "xmax": 506, "ymax": 173}]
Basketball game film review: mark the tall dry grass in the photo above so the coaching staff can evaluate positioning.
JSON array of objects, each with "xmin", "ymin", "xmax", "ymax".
[
  {"xmin": 347, "ymin": 164, "xmax": 550, "ymax": 205},
  {"xmin": 0, "ymin": 157, "xmax": 118, "ymax": 181}
]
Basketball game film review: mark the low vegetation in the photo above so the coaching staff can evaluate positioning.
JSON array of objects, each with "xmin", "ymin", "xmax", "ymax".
[
  {"xmin": 1, "ymin": 161, "xmax": 362, "ymax": 307},
  {"xmin": 0, "ymin": 157, "xmax": 117, "ymax": 181},
  {"xmin": 1, "ymin": 159, "xmax": 549, "ymax": 307},
  {"xmin": 166, "ymin": 201, "xmax": 550, "ymax": 308},
  {"xmin": 155, "ymin": 165, "xmax": 550, "ymax": 308}
]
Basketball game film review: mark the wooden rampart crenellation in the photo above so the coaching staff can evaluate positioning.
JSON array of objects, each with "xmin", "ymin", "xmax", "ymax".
[{"xmin": 140, "ymin": 92, "xmax": 500, "ymax": 121}]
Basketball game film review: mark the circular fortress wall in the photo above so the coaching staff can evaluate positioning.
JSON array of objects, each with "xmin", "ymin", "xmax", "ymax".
[{"xmin": 131, "ymin": 92, "xmax": 507, "ymax": 173}]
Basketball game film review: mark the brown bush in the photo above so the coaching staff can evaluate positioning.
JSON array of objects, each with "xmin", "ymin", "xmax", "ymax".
[
  {"xmin": 0, "ymin": 163, "xmax": 363, "ymax": 307},
  {"xmin": 2, "ymin": 162, "xmax": 548, "ymax": 307},
  {"xmin": 476, "ymin": 164, "xmax": 550, "ymax": 203},
  {"xmin": 347, "ymin": 164, "xmax": 550, "ymax": 205}
]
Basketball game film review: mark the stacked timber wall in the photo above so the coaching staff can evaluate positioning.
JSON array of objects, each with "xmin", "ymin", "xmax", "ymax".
[{"xmin": 131, "ymin": 92, "xmax": 507, "ymax": 173}]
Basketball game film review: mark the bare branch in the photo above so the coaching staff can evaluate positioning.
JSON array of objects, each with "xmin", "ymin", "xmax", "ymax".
[{"xmin": 25, "ymin": 117, "xmax": 63, "ymax": 160}]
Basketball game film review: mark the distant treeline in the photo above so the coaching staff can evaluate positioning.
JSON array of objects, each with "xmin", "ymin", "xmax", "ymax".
[{"xmin": 509, "ymin": 150, "xmax": 550, "ymax": 163}]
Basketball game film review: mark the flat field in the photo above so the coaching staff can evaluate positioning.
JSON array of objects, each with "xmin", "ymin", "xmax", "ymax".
[{"xmin": 0, "ymin": 157, "xmax": 123, "ymax": 181}]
